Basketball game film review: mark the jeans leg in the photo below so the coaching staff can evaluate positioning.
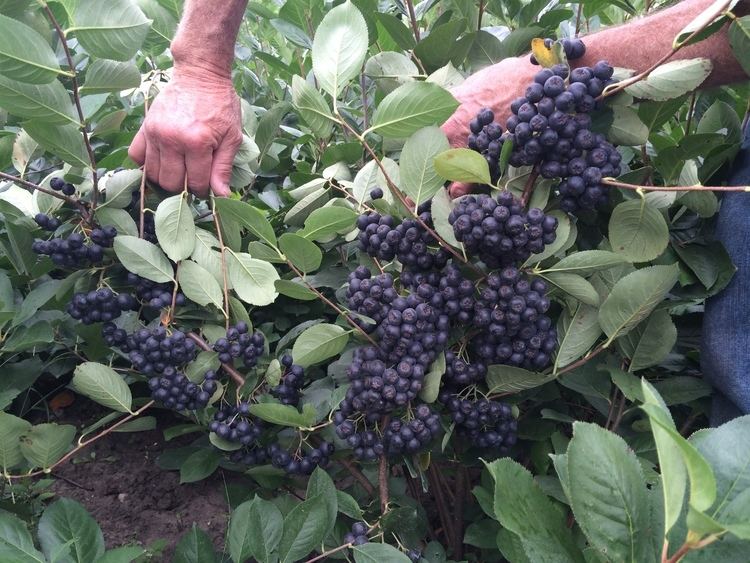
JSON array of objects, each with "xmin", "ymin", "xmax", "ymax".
[{"xmin": 702, "ymin": 130, "xmax": 750, "ymax": 424}]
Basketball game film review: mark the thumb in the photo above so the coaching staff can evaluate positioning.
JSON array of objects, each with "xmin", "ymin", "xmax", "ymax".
[
  {"xmin": 449, "ymin": 182, "xmax": 473, "ymax": 199},
  {"xmin": 210, "ymin": 133, "xmax": 241, "ymax": 197}
]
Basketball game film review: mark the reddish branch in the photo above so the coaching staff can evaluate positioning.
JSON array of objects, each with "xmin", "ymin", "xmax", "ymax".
[{"xmin": 187, "ymin": 332, "xmax": 246, "ymax": 387}]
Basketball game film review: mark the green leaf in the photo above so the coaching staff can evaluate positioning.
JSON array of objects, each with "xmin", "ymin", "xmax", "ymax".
[
  {"xmin": 542, "ymin": 272, "xmax": 600, "ymax": 306},
  {"xmin": 400, "ymin": 127, "xmax": 450, "ymax": 208},
  {"xmin": 545, "ymin": 250, "xmax": 629, "ymax": 276},
  {"xmin": 609, "ymin": 199, "xmax": 669, "ymax": 262},
  {"xmin": 155, "ymin": 194, "xmax": 196, "ymax": 262},
  {"xmin": 0, "ymin": 13, "xmax": 64, "ymax": 84},
  {"xmin": 278, "ymin": 493, "xmax": 331, "ymax": 563},
  {"xmin": 598, "ymin": 264, "xmax": 679, "ymax": 343},
  {"xmin": 20, "ymin": 423, "xmax": 76, "ymax": 470},
  {"xmin": 369, "ymin": 82, "xmax": 459, "ymax": 138},
  {"xmin": 179, "ymin": 448, "xmax": 221, "ymax": 483},
  {"xmin": 70, "ymin": 0, "xmax": 152, "ymax": 61},
  {"xmin": 292, "ymin": 323, "xmax": 349, "ymax": 367},
  {"xmin": 675, "ymin": 0, "xmax": 741, "ymax": 47},
  {"xmin": 279, "ymin": 233, "xmax": 322, "ymax": 274},
  {"xmin": 567, "ymin": 422, "xmax": 651, "ymax": 562},
  {"xmin": 212, "ymin": 197, "xmax": 278, "ymax": 249},
  {"xmin": 12, "ymin": 279, "xmax": 61, "ymax": 328},
  {"xmin": 71, "ymin": 362, "xmax": 133, "ymax": 413},
  {"xmin": 419, "ymin": 352, "xmax": 445, "ymax": 403},
  {"xmin": 554, "ymin": 303, "xmax": 602, "ymax": 371},
  {"xmin": 641, "ymin": 380, "xmax": 716, "ymax": 513},
  {"xmin": 467, "ymin": 30, "xmax": 504, "ymax": 70},
  {"xmin": 275, "ymin": 279, "xmax": 317, "ymax": 301},
  {"xmin": 95, "ymin": 207, "xmax": 139, "ymax": 237},
  {"xmin": 433, "ymin": 147, "xmax": 491, "ymax": 186},
  {"xmin": 101, "ymin": 169, "xmax": 142, "ymax": 209},
  {"xmin": 112, "ymin": 416, "xmax": 156, "ymax": 433},
  {"xmin": 113, "ymin": 235, "xmax": 174, "ymax": 283},
  {"xmin": 299, "ymin": 207, "xmax": 357, "ymax": 241},
  {"xmin": 729, "ymin": 16, "xmax": 750, "ymax": 75},
  {"xmin": 229, "ymin": 498, "xmax": 283, "ymax": 563},
  {"xmin": 2, "ymin": 322, "xmax": 54, "ymax": 352},
  {"xmin": 431, "ymin": 187, "xmax": 462, "ymax": 248},
  {"xmin": 353, "ymin": 543, "xmax": 411, "ymax": 562},
  {"xmin": 364, "ymin": 51, "xmax": 419, "ymax": 94},
  {"xmin": 311, "ymin": 0, "xmax": 368, "ymax": 97},
  {"xmin": 227, "ymin": 251, "xmax": 280, "ymax": 306},
  {"xmin": 23, "ymin": 122, "xmax": 89, "ymax": 168},
  {"xmin": 373, "ymin": 13, "xmax": 415, "ymax": 51},
  {"xmin": 607, "ymin": 106, "xmax": 649, "ymax": 146},
  {"xmin": 306, "ymin": 467, "xmax": 338, "ymax": 538},
  {"xmin": 80, "ymin": 60, "xmax": 141, "ymax": 95},
  {"xmin": 412, "ymin": 20, "xmax": 466, "ymax": 73},
  {"xmin": 0, "ymin": 411, "xmax": 30, "ymax": 472},
  {"xmin": 617, "ymin": 310, "xmax": 677, "ymax": 371},
  {"xmin": 248, "ymin": 403, "xmax": 317, "ymax": 428},
  {"xmin": 487, "ymin": 365, "xmax": 556, "ymax": 394},
  {"xmin": 94, "ymin": 545, "xmax": 146, "ymax": 563},
  {"xmin": 639, "ymin": 380, "xmax": 688, "ymax": 535},
  {"xmin": 690, "ymin": 415, "xmax": 750, "ymax": 525},
  {"xmin": 696, "ymin": 100, "xmax": 742, "ymax": 144},
  {"xmin": 0, "ymin": 76, "xmax": 79, "ymax": 125},
  {"xmin": 0, "ymin": 510, "xmax": 45, "ymax": 563},
  {"xmin": 177, "ymin": 260, "xmax": 224, "ymax": 310},
  {"xmin": 173, "ymin": 525, "xmax": 216, "ymax": 563},
  {"xmin": 336, "ymin": 490, "xmax": 363, "ymax": 519},
  {"xmin": 485, "ymin": 458, "xmax": 582, "ymax": 562},
  {"xmin": 625, "ymin": 58, "xmax": 713, "ymax": 101},
  {"xmin": 291, "ymin": 75, "xmax": 334, "ymax": 137},
  {"xmin": 38, "ymin": 498, "xmax": 105, "ymax": 563}
]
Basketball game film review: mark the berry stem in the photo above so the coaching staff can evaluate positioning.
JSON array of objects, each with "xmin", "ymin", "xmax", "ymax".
[
  {"xmin": 42, "ymin": 4, "xmax": 99, "ymax": 211},
  {"xmin": 0, "ymin": 171, "xmax": 89, "ymax": 215},
  {"xmin": 186, "ymin": 332, "xmax": 246, "ymax": 387},
  {"xmin": 601, "ymin": 177, "xmax": 750, "ymax": 192},
  {"xmin": 405, "ymin": 0, "xmax": 420, "ymax": 42},
  {"xmin": 5, "ymin": 400, "xmax": 155, "ymax": 480},
  {"xmin": 304, "ymin": 541, "xmax": 355, "ymax": 563},
  {"xmin": 378, "ymin": 448, "xmax": 390, "ymax": 514}
]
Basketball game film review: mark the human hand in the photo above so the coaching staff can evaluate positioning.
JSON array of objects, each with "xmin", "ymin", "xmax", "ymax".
[
  {"xmin": 128, "ymin": 67, "xmax": 243, "ymax": 198},
  {"xmin": 440, "ymin": 56, "xmax": 537, "ymax": 197}
]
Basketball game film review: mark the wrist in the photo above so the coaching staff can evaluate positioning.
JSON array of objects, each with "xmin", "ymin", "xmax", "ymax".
[{"xmin": 171, "ymin": 35, "xmax": 233, "ymax": 81}]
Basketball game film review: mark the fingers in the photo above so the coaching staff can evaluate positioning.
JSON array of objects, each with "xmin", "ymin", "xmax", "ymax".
[
  {"xmin": 209, "ymin": 133, "xmax": 242, "ymax": 197},
  {"xmin": 128, "ymin": 128, "xmax": 147, "ymax": 165},
  {"xmin": 185, "ymin": 149, "xmax": 213, "ymax": 199},
  {"xmin": 158, "ymin": 147, "xmax": 186, "ymax": 193},
  {"xmin": 144, "ymin": 142, "xmax": 161, "ymax": 187}
]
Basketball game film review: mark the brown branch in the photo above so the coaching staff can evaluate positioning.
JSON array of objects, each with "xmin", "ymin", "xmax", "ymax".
[
  {"xmin": 428, "ymin": 464, "xmax": 455, "ymax": 551},
  {"xmin": 0, "ymin": 171, "xmax": 87, "ymax": 212},
  {"xmin": 575, "ymin": 2, "xmax": 584, "ymax": 36},
  {"xmin": 338, "ymin": 458, "xmax": 376, "ymax": 495},
  {"xmin": 285, "ymin": 260, "xmax": 379, "ymax": 346},
  {"xmin": 378, "ymin": 415, "xmax": 391, "ymax": 514},
  {"xmin": 477, "ymin": 0, "xmax": 485, "ymax": 30},
  {"xmin": 685, "ymin": 91, "xmax": 697, "ymax": 134},
  {"xmin": 7, "ymin": 401, "xmax": 154, "ymax": 480},
  {"xmin": 138, "ymin": 98, "xmax": 150, "ymax": 239},
  {"xmin": 520, "ymin": 166, "xmax": 540, "ymax": 207},
  {"xmin": 186, "ymin": 332, "xmax": 246, "ymax": 387},
  {"xmin": 453, "ymin": 465, "xmax": 467, "ymax": 559},
  {"xmin": 602, "ymin": 177, "xmax": 750, "ymax": 192},
  {"xmin": 556, "ymin": 342, "xmax": 608, "ymax": 377},
  {"xmin": 42, "ymin": 4, "xmax": 98, "ymax": 209},
  {"xmin": 405, "ymin": 0, "xmax": 420, "ymax": 42}
]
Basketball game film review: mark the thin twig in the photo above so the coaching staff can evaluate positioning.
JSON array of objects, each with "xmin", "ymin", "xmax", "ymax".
[
  {"xmin": 186, "ymin": 332, "xmax": 246, "ymax": 387},
  {"xmin": 454, "ymin": 465, "xmax": 468, "ymax": 560},
  {"xmin": 575, "ymin": 2, "xmax": 584, "ymax": 36},
  {"xmin": 42, "ymin": 4, "xmax": 98, "ymax": 209},
  {"xmin": 0, "ymin": 171, "xmax": 86, "ymax": 211},
  {"xmin": 7, "ymin": 401, "xmax": 155, "ymax": 480},
  {"xmin": 477, "ymin": 0, "xmax": 485, "ymax": 30},
  {"xmin": 556, "ymin": 342, "xmax": 607, "ymax": 377},
  {"xmin": 428, "ymin": 464, "xmax": 455, "ymax": 551},
  {"xmin": 685, "ymin": 91, "xmax": 697, "ymax": 134},
  {"xmin": 211, "ymin": 200, "xmax": 231, "ymax": 329},
  {"xmin": 285, "ymin": 260, "xmax": 379, "ymax": 346},
  {"xmin": 602, "ymin": 177, "xmax": 750, "ymax": 192},
  {"xmin": 338, "ymin": 458, "xmax": 376, "ymax": 495},
  {"xmin": 138, "ymin": 97, "xmax": 150, "ymax": 239},
  {"xmin": 378, "ymin": 415, "xmax": 391, "ymax": 514}
]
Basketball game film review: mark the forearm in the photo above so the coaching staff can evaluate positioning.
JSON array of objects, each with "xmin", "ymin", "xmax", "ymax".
[
  {"xmin": 577, "ymin": 0, "xmax": 747, "ymax": 88},
  {"xmin": 170, "ymin": 0, "xmax": 248, "ymax": 79}
]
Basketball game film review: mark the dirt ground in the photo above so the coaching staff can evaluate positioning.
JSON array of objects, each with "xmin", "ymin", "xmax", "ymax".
[{"xmin": 52, "ymin": 409, "xmax": 237, "ymax": 560}]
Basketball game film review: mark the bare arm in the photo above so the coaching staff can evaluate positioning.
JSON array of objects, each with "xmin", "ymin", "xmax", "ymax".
[
  {"xmin": 443, "ymin": 0, "xmax": 749, "ymax": 150},
  {"xmin": 129, "ymin": 0, "xmax": 248, "ymax": 197}
]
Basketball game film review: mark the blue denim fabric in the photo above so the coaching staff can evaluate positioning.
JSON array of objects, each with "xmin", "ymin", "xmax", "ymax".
[{"xmin": 702, "ymin": 126, "xmax": 750, "ymax": 425}]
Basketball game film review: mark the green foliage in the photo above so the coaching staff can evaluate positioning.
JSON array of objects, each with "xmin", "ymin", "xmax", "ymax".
[{"xmin": 0, "ymin": 0, "xmax": 749, "ymax": 561}]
